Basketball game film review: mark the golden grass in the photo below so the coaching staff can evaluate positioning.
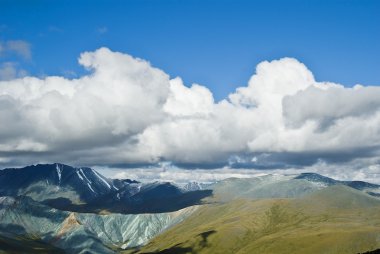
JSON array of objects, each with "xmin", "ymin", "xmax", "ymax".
[{"xmin": 134, "ymin": 186, "xmax": 380, "ymax": 254}]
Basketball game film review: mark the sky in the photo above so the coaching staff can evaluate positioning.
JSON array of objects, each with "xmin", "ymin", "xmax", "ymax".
[
  {"xmin": 0, "ymin": 0, "xmax": 380, "ymax": 181},
  {"xmin": 1, "ymin": 0, "xmax": 380, "ymax": 100}
]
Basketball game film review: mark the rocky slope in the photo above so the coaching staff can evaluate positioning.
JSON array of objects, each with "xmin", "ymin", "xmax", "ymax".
[{"xmin": 0, "ymin": 196, "xmax": 199, "ymax": 253}]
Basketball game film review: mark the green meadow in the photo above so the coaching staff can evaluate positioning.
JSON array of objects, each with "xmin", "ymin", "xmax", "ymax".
[{"xmin": 133, "ymin": 186, "xmax": 380, "ymax": 254}]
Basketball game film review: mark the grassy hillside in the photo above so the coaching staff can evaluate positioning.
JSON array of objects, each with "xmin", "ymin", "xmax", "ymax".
[{"xmin": 132, "ymin": 185, "xmax": 380, "ymax": 254}]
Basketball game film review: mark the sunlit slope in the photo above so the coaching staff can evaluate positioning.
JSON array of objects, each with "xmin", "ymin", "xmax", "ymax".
[
  {"xmin": 136, "ymin": 185, "xmax": 380, "ymax": 254},
  {"xmin": 206, "ymin": 175, "xmax": 326, "ymax": 202}
]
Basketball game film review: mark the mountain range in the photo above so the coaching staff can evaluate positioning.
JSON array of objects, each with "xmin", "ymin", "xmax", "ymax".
[
  {"xmin": 0, "ymin": 163, "xmax": 211, "ymax": 214},
  {"xmin": 1, "ymin": 163, "xmax": 380, "ymax": 253}
]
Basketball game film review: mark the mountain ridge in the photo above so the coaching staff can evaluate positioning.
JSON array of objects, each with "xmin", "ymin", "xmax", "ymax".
[
  {"xmin": 0, "ymin": 163, "xmax": 212, "ymax": 214},
  {"xmin": 2, "ymin": 163, "xmax": 380, "ymax": 253}
]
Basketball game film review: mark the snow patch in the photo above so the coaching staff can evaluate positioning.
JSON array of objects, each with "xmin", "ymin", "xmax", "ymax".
[
  {"xmin": 79, "ymin": 168, "xmax": 92, "ymax": 184},
  {"xmin": 76, "ymin": 170, "xmax": 84, "ymax": 181},
  {"xmin": 92, "ymin": 169, "xmax": 111, "ymax": 189},
  {"xmin": 76, "ymin": 168, "xmax": 96, "ymax": 194},
  {"xmin": 87, "ymin": 183, "xmax": 95, "ymax": 193},
  {"xmin": 56, "ymin": 164, "xmax": 62, "ymax": 185},
  {"xmin": 0, "ymin": 196, "xmax": 16, "ymax": 205}
]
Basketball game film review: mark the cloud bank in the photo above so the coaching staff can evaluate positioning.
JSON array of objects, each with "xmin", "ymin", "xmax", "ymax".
[
  {"xmin": 0, "ymin": 48, "xmax": 379, "ymax": 175},
  {"xmin": 98, "ymin": 160, "xmax": 380, "ymax": 185}
]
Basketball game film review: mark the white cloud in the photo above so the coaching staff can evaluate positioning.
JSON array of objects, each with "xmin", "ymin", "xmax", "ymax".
[
  {"xmin": 164, "ymin": 77, "xmax": 214, "ymax": 117},
  {"xmin": 0, "ymin": 47, "xmax": 379, "ymax": 178},
  {"xmin": 0, "ymin": 40, "xmax": 32, "ymax": 60},
  {"xmin": 0, "ymin": 62, "xmax": 27, "ymax": 81},
  {"xmin": 0, "ymin": 48, "xmax": 170, "ymax": 165},
  {"xmin": 97, "ymin": 163, "xmax": 268, "ymax": 184},
  {"xmin": 97, "ymin": 26, "xmax": 108, "ymax": 34}
]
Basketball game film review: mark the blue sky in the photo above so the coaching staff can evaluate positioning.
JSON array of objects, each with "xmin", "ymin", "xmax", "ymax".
[{"xmin": 1, "ymin": 0, "xmax": 379, "ymax": 100}]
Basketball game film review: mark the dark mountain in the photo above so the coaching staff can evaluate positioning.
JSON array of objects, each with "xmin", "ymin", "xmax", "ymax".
[
  {"xmin": 0, "ymin": 163, "xmax": 118, "ymax": 203},
  {"xmin": 294, "ymin": 172, "xmax": 338, "ymax": 185},
  {"xmin": 67, "ymin": 181, "xmax": 212, "ymax": 214},
  {"xmin": 343, "ymin": 180, "xmax": 380, "ymax": 190},
  {"xmin": 0, "ymin": 163, "xmax": 212, "ymax": 214},
  {"xmin": 120, "ymin": 179, "xmax": 140, "ymax": 184},
  {"xmin": 294, "ymin": 172, "xmax": 380, "ymax": 197}
]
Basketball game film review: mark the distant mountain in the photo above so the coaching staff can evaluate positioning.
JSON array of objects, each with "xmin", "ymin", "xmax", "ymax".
[
  {"xmin": 202, "ymin": 173, "xmax": 380, "ymax": 203},
  {"xmin": 1, "ymin": 165, "xmax": 378, "ymax": 213},
  {"xmin": 0, "ymin": 163, "xmax": 118, "ymax": 204},
  {"xmin": 0, "ymin": 163, "xmax": 212, "ymax": 214},
  {"xmin": 295, "ymin": 172, "xmax": 380, "ymax": 196},
  {"xmin": 294, "ymin": 172, "xmax": 338, "ymax": 185},
  {"xmin": 206, "ymin": 174, "xmax": 326, "ymax": 202},
  {"xmin": 82, "ymin": 181, "xmax": 212, "ymax": 214}
]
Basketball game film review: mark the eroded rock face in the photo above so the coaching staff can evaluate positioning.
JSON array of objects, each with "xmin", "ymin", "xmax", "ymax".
[
  {"xmin": 76, "ymin": 205, "xmax": 199, "ymax": 249},
  {"xmin": 0, "ymin": 196, "xmax": 199, "ymax": 253},
  {"xmin": 57, "ymin": 213, "xmax": 81, "ymax": 236}
]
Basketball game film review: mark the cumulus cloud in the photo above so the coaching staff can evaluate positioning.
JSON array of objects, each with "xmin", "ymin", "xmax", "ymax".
[
  {"xmin": 0, "ymin": 47, "xmax": 379, "ymax": 177},
  {"xmin": 0, "ymin": 48, "xmax": 170, "ymax": 165}
]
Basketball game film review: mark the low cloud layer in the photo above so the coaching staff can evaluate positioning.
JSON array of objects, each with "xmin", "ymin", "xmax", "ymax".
[
  {"xmin": 0, "ymin": 48, "xmax": 379, "ymax": 175},
  {"xmin": 98, "ymin": 160, "xmax": 380, "ymax": 184}
]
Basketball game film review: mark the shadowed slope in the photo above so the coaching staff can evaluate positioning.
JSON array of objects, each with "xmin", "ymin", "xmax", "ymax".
[{"xmin": 0, "ymin": 233, "xmax": 65, "ymax": 254}]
